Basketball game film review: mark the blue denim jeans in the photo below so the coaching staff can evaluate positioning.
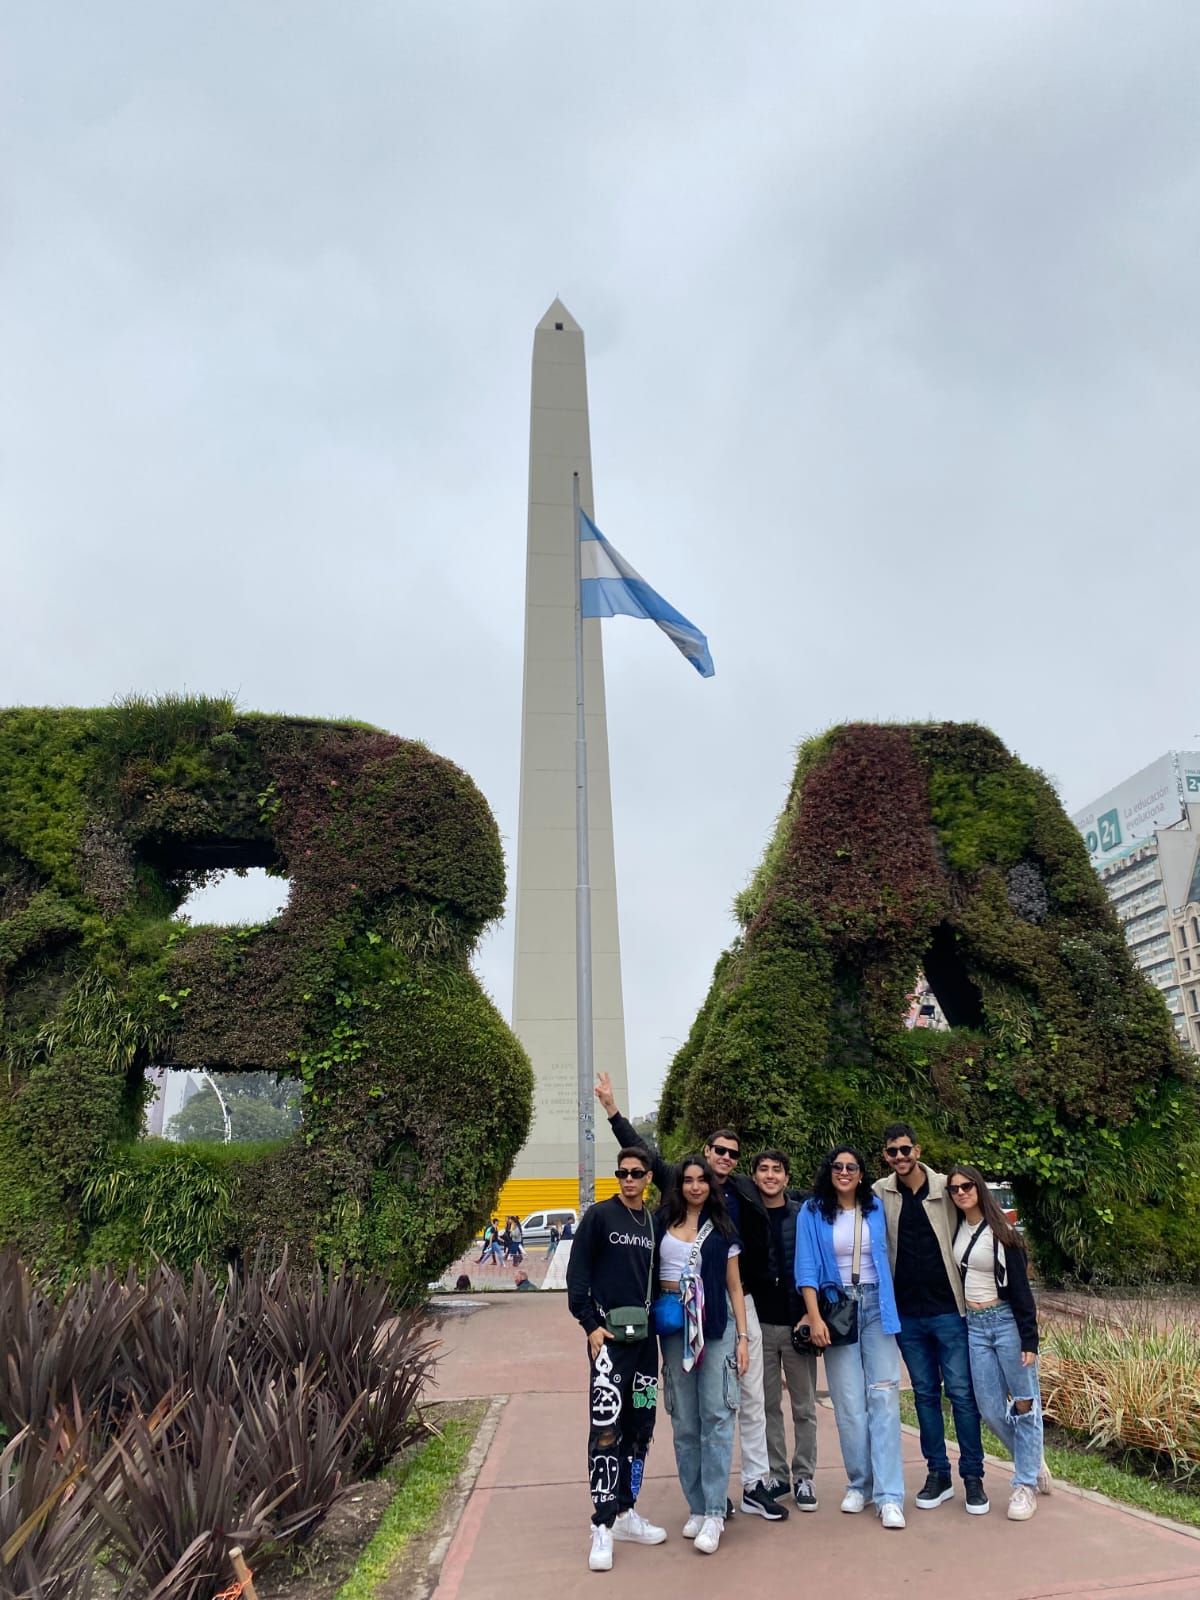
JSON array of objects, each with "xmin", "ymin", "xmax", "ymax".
[
  {"xmin": 661, "ymin": 1311, "xmax": 739, "ymax": 1517},
  {"xmin": 966, "ymin": 1303, "xmax": 1043, "ymax": 1488},
  {"xmin": 896, "ymin": 1311, "xmax": 985, "ymax": 1478},
  {"xmin": 823, "ymin": 1283, "xmax": 905, "ymax": 1508}
]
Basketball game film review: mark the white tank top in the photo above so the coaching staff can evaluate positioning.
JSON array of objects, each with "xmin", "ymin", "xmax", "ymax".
[
  {"xmin": 953, "ymin": 1222, "xmax": 1003, "ymax": 1303},
  {"xmin": 832, "ymin": 1206, "xmax": 877, "ymax": 1286}
]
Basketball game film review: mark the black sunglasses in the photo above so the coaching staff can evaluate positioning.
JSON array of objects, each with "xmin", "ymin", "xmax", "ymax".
[
  {"xmin": 709, "ymin": 1143, "xmax": 739, "ymax": 1160},
  {"xmin": 947, "ymin": 1181, "xmax": 976, "ymax": 1195},
  {"xmin": 885, "ymin": 1143, "xmax": 914, "ymax": 1158},
  {"xmin": 616, "ymin": 1167, "xmax": 648, "ymax": 1180}
]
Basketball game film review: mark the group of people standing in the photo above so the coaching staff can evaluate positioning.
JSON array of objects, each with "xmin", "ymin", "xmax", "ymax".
[{"xmin": 565, "ymin": 1079, "xmax": 1049, "ymax": 1573}]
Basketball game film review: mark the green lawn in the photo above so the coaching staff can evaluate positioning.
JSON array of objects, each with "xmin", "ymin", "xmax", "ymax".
[
  {"xmin": 897, "ymin": 1394, "xmax": 1200, "ymax": 1531},
  {"xmin": 336, "ymin": 1402, "xmax": 486, "ymax": 1600}
]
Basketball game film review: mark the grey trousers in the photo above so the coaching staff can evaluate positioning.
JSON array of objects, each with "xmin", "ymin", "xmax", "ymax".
[{"xmin": 760, "ymin": 1319, "xmax": 818, "ymax": 1481}]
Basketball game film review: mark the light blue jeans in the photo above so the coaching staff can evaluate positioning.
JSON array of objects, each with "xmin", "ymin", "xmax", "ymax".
[
  {"xmin": 823, "ymin": 1282, "xmax": 905, "ymax": 1507},
  {"xmin": 661, "ymin": 1309, "xmax": 739, "ymax": 1517},
  {"xmin": 965, "ymin": 1303, "xmax": 1043, "ymax": 1488}
]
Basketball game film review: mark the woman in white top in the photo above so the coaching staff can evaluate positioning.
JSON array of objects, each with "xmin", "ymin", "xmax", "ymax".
[
  {"xmin": 794, "ymin": 1146, "xmax": 906, "ymax": 1528},
  {"xmin": 949, "ymin": 1164, "xmax": 1051, "ymax": 1521},
  {"xmin": 654, "ymin": 1156, "xmax": 749, "ymax": 1555}
]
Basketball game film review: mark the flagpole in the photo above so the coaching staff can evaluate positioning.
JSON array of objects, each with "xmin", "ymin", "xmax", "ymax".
[{"xmin": 572, "ymin": 471, "xmax": 596, "ymax": 1214}]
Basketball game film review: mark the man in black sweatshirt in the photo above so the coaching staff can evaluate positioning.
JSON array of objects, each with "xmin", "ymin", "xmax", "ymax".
[
  {"xmin": 595, "ymin": 1073, "xmax": 788, "ymax": 1523},
  {"xmin": 566, "ymin": 1147, "xmax": 669, "ymax": 1572}
]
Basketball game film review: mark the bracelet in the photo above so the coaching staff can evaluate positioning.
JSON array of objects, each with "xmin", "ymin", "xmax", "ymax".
[{"xmin": 737, "ymin": 1332, "xmax": 748, "ymax": 1340}]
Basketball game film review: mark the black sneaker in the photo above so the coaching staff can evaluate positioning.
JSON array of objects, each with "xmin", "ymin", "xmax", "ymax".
[
  {"xmin": 793, "ymin": 1477, "xmax": 819, "ymax": 1512},
  {"xmin": 964, "ymin": 1477, "xmax": 990, "ymax": 1515},
  {"xmin": 725, "ymin": 1497, "xmax": 736, "ymax": 1519},
  {"xmin": 741, "ymin": 1481, "xmax": 789, "ymax": 1520},
  {"xmin": 915, "ymin": 1472, "xmax": 954, "ymax": 1509}
]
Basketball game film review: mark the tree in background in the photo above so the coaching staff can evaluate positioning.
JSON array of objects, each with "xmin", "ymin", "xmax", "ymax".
[{"xmin": 166, "ymin": 1073, "xmax": 301, "ymax": 1143}]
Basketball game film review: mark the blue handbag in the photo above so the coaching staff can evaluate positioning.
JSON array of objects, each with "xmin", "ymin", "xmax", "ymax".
[{"xmin": 652, "ymin": 1292, "xmax": 684, "ymax": 1335}]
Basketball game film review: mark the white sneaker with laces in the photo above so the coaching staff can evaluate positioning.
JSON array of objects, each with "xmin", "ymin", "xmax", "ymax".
[
  {"xmin": 1007, "ymin": 1485, "xmax": 1037, "ymax": 1521},
  {"xmin": 1036, "ymin": 1461, "xmax": 1053, "ymax": 1495},
  {"xmin": 694, "ymin": 1515, "xmax": 724, "ymax": 1555},
  {"xmin": 612, "ymin": 1509, "xmax": 666, "ymax": 1544},
  {"xmin": 589, "ymin": 1523, "xmax": 614, "ymax": 1571},
  {"xmin": 879, "ymin": 1502, "xmax": 906, "ymax": 1530},
  {"xmin": 840, "ymin": 1489, "xmax": 866, "ymax": 1514},
  {"xmin": 682, "ymin": 1514, "xmax": 704, "ymax": 1539}
]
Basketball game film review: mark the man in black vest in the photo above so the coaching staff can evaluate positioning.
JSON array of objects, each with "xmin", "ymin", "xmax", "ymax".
[
  {"xmin": 750, "ymin": 1149, "xmax": 819, "ymax": 1511},
  {"xmin": 595, "ymin": 1073, "xmax": 788, "ymax": 1523},
  {"xmin": 566, "ymin": 1148, "xmax": 669, "ymax": 1571}
]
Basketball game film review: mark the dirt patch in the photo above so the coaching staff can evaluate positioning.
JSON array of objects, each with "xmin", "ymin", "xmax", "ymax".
[{"xmin": 253, "ymin": 1399, "xmax": 488, "ymax": 1600}]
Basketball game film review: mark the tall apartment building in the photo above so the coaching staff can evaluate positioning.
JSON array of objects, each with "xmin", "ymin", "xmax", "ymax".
[{"xmin": 1072, "ymin": 751, "xmax": 1200, "ymax": 1052}]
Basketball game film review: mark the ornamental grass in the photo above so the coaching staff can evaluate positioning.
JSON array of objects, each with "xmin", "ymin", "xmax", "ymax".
[
  {"xmin": 0, "ymin": 1249, "xmax": 437, "ymax": 1600},
  {"xmin": 1040, "ymin": 1305, "xmax": 1200, "ymax": 1472}
]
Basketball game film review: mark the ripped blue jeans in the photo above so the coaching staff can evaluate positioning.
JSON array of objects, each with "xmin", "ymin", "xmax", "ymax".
[{"xmin": 965, "ymin": 1303, "xmax": 1043, "ymax": 1488}]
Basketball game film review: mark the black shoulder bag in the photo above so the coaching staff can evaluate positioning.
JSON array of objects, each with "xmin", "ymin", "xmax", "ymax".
[{"xmin": 817, "ymin": 1206, "xmax": 862, "ymax": 1347}]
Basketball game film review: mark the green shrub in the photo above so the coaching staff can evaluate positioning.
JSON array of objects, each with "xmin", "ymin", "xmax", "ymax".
[
  {"xmin": 0, "ymin": 700, "xmax": 533, "ymax": 1286},
  {"xmin": 661, "ymin": 722, "xmax": 1200, "ymax": 1281}
]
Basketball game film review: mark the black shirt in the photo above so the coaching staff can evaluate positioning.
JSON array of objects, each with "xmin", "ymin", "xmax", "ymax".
[
  {"xmin": 754, "ymin": 1207, "xmax": 792, "ymax": 1325},
  {"xmin": 893, "ymin": 1177, "xmax": 959, "ymax": 1318},
  {"xmin": 565, "ymin": 1196, "xmax": 655, "ymax": 1336}
]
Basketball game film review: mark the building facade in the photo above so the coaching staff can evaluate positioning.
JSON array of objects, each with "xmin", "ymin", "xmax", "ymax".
[{"xmin": 1073, "ymin": 751, "xmax": 1200, "ymax": 1051}]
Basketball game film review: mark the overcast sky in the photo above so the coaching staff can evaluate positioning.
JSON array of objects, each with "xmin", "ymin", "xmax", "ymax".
[{"xmin": 6, "ymin": 3, "xmax": 1200, "ymax": 1113}]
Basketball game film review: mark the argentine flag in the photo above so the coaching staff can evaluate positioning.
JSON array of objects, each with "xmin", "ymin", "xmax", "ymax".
[{"xmin": 579, "ymin": 510, "xmax": 715, "ymax": 678}]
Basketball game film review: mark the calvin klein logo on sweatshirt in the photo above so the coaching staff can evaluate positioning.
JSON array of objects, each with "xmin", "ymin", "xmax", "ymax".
[{"xmin": 608, "ymin": 1231, "xmax": 653, "ymax": 1247}]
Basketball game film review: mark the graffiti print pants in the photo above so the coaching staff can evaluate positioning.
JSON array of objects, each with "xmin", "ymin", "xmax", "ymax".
[{"xmin": 587, "ymin": 1335, "xmax": 659, "ymax": 1526}]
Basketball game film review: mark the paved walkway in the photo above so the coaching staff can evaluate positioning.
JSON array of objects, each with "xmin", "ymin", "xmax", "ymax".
[{"xmin": 429, "ymin": 1293, "xmax": 1200, "ymax": 1600}]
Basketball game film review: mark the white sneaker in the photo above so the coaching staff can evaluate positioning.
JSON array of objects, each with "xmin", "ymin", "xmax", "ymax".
[
  {"xmin": 879, "ymin": 1502, "xmax": 906, "ymax": 1530},
  {"xmin": 1007, "ymin": 1485, "xmax": 1037, "ymax": 1521},
  {"xmin": 588, "ymin": 1524, "xmax": 614, "ymax": 1571},
  {"xmin": 612, "ymin": 1509, "xmax": 666, "ymax": 1544},
  {"xmin": 693, "ymin": 1515, "xmax": 724, "ymax": 1555},
  {"xmin": 840, "ymin": 1489, "xmax": 866, "ymax": 1514},
  {"xmin": 682, "ymin": 1514, "xmax": 704, "ymax": 1539},
  {"xmin": 1036, "ymin": 1460, "xmax": 1053, "ymax": 1496}
]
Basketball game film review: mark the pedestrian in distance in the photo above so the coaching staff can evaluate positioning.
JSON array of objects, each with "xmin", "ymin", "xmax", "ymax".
[
  {"xmin": 508, "ymin": 1215, "xmax": 526, "ymax": 1264},
  {"xmin": 948, "ymin": 1163, "xmax": 1052, "ymax": 1521},
  {"xmin": 566, "ymin": 1149, "xmax": 669, "ymax": 1572},
  {"xmin": 873, "ymin": 1123, "xmax": 989, "ymax": 1516},
  {"xmin": 514, "ymin": 1269, "xmax": 538, "ymax": 1291},
  {"xmin": 596, "ymin": 1071, "xmax": 789, "ymax": 1523},
  {"xmin": 476, "ymin": 1218, "xmax": 500, "ymax": 1266},
  {"xmin": 547, "ymin": 1221, "xmax": 561, "ymax": 1260},
  {"xmin": 796, "ymin": 1145, "xmax": 907, "ymax": 1530},
  {"xmin": 750, "ymin": 1149, "xmax": 819, "ymax": 1512},
  {"xmin": 654, "ymin": 1155, "xmax": 750, "ymax": 1555}
]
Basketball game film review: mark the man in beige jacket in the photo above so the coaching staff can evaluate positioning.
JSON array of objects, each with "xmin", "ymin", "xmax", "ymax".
[{"xmin": 873, "ymin": 1122, "xmax": 989, "ymax": 1515}]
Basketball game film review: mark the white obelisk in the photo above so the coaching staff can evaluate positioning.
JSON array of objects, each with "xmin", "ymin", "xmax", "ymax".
[{"xmin": 507, "ymin": 300, "xmax": 629, "ymax": 1211}]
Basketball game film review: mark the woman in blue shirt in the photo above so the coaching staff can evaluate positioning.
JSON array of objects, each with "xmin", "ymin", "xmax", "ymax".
[{"xmin": 795, "ymin": 1145, "xmax": 906, "ymax": 1529}]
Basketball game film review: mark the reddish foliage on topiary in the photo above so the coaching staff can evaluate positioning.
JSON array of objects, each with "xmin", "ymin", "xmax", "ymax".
[{"xmin": 661, "ymin": 721, "xmax": 1200, "ymax": 1282}]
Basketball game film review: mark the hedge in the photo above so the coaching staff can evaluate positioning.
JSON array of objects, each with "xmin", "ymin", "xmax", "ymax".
[
  {"xmin": 0, "ymin": 696, "xmax": 533, "ymax": 1286},
  {"xmin": 660, "ymin": 722, "xmax": 1200, "ymax": 1281}
]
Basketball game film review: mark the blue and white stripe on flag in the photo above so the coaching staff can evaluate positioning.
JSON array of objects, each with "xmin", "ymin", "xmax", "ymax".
[{"xmin": 579, "ymin": 510, "xmax": 715, "ymax": 678}]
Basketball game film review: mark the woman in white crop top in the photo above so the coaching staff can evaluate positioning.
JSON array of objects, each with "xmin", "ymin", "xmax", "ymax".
[{"xmin": 948, "ymin": 1163, "xmax": 1050, "ymax": 1522}]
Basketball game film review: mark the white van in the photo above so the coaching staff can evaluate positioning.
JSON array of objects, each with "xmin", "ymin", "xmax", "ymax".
[{"xmin": 521, "ymin": 1208, "xmax": 578, "ymax": 1244}]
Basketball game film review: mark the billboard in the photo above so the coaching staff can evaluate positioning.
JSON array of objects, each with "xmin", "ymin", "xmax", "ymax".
[
  {"xmin": 1072, "ymin": 752, "xmax": 1190, "ymax": 867},
  {"xmin": 1180, "ymin": 752, "xmax": 1200, "ymax": 805}
]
